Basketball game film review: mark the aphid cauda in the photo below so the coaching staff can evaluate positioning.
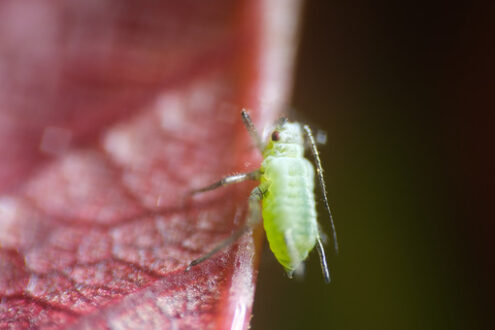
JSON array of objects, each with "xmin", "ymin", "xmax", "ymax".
[{"xmin": 187, "ymin": 110, "xmax": 338, "ymax": 283}]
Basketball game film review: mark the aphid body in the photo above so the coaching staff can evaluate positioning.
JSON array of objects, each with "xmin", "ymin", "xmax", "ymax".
[
  {"xmin": 187, "ymin": 110, "xmax": 338, "ymax": 283},
  {"xmin": 261, "ymin": 122, "xmax": 318, "ymax": 275}
]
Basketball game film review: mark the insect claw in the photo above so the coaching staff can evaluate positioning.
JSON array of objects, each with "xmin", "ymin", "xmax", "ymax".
[{"xmin": 185, "ymin": 262, "xmax": 195, "ymax": 272}]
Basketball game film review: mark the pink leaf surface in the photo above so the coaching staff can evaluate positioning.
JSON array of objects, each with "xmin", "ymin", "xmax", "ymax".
[{"xmin": 0, "ymin": 1, "xmax": 302, "ymax": 329}]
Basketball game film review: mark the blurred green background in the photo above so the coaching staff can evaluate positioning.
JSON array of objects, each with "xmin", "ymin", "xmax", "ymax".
[{"xmin": 252, "ymin": 1, "xmax": 492, "ymax": 329}]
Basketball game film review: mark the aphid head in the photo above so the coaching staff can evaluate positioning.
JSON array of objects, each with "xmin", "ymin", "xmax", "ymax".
[{"xmin": 263, "ymin": 118, "xmax": 304, "ymax": 157}]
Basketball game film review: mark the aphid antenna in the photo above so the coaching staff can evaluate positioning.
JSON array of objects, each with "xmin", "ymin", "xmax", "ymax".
[
  {"xmin": 303, "ymin": 125, "xmax": 339, "ymax": 255},
  {"xmin": 241, "ymin": 109, "xmax": 264, "ymax": 152}
]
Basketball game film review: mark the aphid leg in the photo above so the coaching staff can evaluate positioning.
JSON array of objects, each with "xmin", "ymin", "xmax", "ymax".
[
  {"xmin": 190, "ymin": 170, "xmax": 260, "ymax": 195},
  {"xmin": 241, "ymin": 109, "xmax": 264, "ymax": 152},
  {"xmin": 186, "ymin": 186, "xmax": 264, "ymax": 271},
  {"xmin": 245, "ymin": 185, "xmax": 264, "ymax": 226},
  {"xmin": 186, "ymin": 224, "xmax": 249, "ymax": 271},
  {"xmin": 316, "ymin": 237, "xmax": 331, "ymax": 284},
  {"xmin": 303, "ymin": 125, "xmax": 340, "ymax": 255}
]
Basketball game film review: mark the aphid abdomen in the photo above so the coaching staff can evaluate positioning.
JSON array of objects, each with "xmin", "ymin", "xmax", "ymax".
[{"xmin": 261, "ymin": 156, "xmax": 318, "ymax": 272}]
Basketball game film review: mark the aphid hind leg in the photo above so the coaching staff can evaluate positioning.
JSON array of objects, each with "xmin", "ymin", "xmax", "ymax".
[
  {"xmin": 186, "ymin": 223, "xmax": 249, "ymax": 271},
  {"xmin": 241, "ymin": 109, "xmax": 264, "ymax": 152},
  {"xmin": 190, "ymin": 170, "xmax": 260, "ymax": 195},
  {"xmin": 186, "ymin": 186, "xmax": 264, "ymax": 271},
  {"xmin": 316, "ymin": 237, "xmax": 331, "ymax": 284},
  {"xmin": 303, "ymin": 125, "xmax": 339, "ymax": 255}
]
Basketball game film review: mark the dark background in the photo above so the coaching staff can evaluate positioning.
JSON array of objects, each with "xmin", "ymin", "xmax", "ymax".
[{"xmin": 252, "ymin": 1, "xmax": 494, "ymax": 329}]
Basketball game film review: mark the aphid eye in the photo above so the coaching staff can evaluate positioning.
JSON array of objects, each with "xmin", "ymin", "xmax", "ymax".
[{"xmin": 271, "ymin": 131, "xmax": 280, "ymax": 141}]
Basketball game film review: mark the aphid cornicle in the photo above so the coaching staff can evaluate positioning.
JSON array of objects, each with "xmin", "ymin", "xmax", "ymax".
[{"xmin": 187, "ymin": 110, "xmax": 338, "ymax": 283}]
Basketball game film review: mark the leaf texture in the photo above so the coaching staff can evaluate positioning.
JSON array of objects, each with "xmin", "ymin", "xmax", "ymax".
[{"xmin": 0, "ymin": 0, "xmax": 302, "ymax": 329}]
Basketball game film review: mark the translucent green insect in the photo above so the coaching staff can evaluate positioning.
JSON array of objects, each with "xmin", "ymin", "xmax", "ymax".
[{"xmin": 187, "ymin": 110, "xmax": 338, "ymax": 283}]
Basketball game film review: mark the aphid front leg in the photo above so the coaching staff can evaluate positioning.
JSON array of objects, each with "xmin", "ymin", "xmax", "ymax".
[
  {"xmin": 241, "ymin": 109, "xmax": 265, "ymax": 152},
  {"xmin": 186, "ymin": 186, "xmax": 264, "ymax": 271},
  {"xmin": 190, "ymin": 170, "xmax": 260, "ymax": 194}
]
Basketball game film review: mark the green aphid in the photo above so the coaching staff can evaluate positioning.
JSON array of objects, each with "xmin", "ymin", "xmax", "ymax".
[{"xmin": 187, "ymin": 110, "xmax": 338, "ymax": 283}]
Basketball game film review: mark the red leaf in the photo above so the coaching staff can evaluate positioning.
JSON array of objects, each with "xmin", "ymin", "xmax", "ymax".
[{"xmin": 0, "ymin": 0, "xmax": 302, "ymax": 329}]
